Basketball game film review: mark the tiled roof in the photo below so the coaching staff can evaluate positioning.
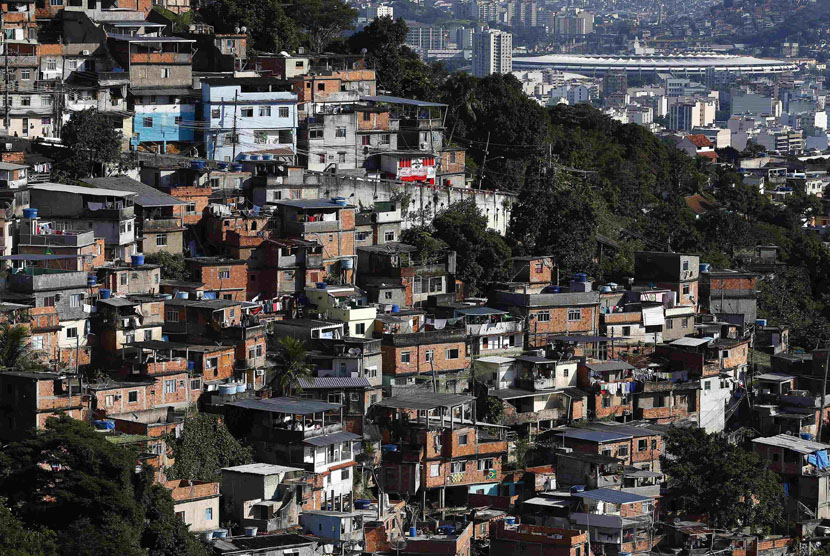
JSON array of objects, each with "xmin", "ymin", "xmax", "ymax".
[{"xmin": 686, "ymin": 134, "xmax": 713, "ymax": 148}]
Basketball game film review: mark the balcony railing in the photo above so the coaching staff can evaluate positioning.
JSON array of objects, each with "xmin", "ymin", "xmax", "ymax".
[
  {"xmin": 19, "ymin": 230, "xmax": 95, "ymax": 247},
  {"xmin": 142, "ymin": 218, "xmax": 183, "ymax": 232}
]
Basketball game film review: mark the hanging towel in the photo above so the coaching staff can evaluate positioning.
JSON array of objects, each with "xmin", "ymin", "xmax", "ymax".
[{"xmin": 433, "ymin": 319, "xmax": 447, "ymax": 330}]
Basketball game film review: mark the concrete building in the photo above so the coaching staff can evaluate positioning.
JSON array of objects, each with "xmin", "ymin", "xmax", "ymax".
[
  {"xmin": 28, "ymin": 183, "xmax": 137, "ymax": 261},
  {"xmin": 202, "ymin": 77, "xmax": 298, "ymax": 163},
  {"xmin": 164, "ymin": 480, "xmax": 220, "ymax": 532},
  {"xmin": 221, "ymin": 463, "xmax": 308, "ymax": 531},
  {"xmin": 473, "ymin": 29, "xmax": 512, "ymax": 78}
]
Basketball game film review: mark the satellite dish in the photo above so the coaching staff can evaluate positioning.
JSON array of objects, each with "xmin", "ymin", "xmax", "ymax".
[
  {"xmin": 361, "ymin": 48, "xmax": 368, "ymax": 55},
  {"xmin": 240, "ymin": 26, "xmax": 247, "ymax": 33},
  {"xmin": 234, "ymin": 26, "xmax": 240, "ymax": 33}
]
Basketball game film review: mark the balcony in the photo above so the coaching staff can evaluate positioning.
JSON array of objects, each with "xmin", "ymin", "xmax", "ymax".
[
  {"xmin": 1, "ymin": 55, "xmax": 37, "ymax": 67},
  {"xmin": 19, "ymin": 230, "xmax": 95, "ymax": 247},
  {"xmin": 82, "ymin": 205, "xmax": 134, "ymax": 220},
  {"xmin": 285, "ymin": 219, "xmax": 341, "ymax": 235},
  {"xmin": 97, "ymin": 72, "xmax": 131, "ymax": 86},
  {"xmin": 129, "ymin": 52, "xmax": 192, "ymax": 64},
  {"xmin": 467, "ymin": 320, "xmax": 524, "ymax": 336},
  {"xmin": 142, "ymin": 218, "xmax": 184, "ymax": 232}
]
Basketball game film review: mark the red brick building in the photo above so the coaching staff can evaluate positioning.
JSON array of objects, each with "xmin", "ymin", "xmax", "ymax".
[{"xmin": 186, "ymin": 257, "xmax": 248, "ymax": 301}]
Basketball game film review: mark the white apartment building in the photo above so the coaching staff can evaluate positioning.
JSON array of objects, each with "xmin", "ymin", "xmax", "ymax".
[{"xmin": 472, "ymin": 29, "xmax": 512, "ymax": 77}]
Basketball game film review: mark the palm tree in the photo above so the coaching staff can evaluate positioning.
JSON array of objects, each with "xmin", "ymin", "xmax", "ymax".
[
  {"xmin": 269, "ymin": 336, "xmax": 313, "ymax": 396},
  {"xmin": 0, "ymin": 323, "xmax": 45, "ymax": 372}
]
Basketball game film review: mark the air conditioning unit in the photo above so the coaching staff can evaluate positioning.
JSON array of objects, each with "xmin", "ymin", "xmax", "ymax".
[
  {"xmin": 420, "ymin": 142, "xmax": 428, "ymax": 150},
  {"xmin": 255, "ymin": 369, "xmax": 264, "ymax": 377},
  {"xmin": 81, "ymin": 50, "xmax": 90, "ymax": 56}
]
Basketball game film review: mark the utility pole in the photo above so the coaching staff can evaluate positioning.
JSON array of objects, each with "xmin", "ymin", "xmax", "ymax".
[
  {"xmin": 819, "ymin": 345, "xmax": 829, "ymax": 442},
  {"xmin": 478, "ymin": 131, "xmax": 490, "ymax": 189},
  {"xmin": 2, "ymin": 11, "xmax": 8, "ymax": 131},
  {"xmin": 230, "ymin": 90, "xmax": 238, "ymax": 161}
]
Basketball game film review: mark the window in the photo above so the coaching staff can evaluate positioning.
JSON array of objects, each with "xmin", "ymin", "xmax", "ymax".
[
  {"xmin": 69, "ymin": 293, "xmax": 82, "ymax": 308},
  {"xmin": 450, "ymin": 461, "xmax": 465, "ymax": 473},
  {"xmin": 128, "ymin": 391, "xmax": 138, "ymax": 403},
  {"xmin": 622, "ymin": 326, "xmax": 631, "ymax": 336},
  {"xmin": 337, "ymin": 152, "xmax": 346, "ymax": 163},
  {"xmin": 335, "ymin": 127, "xmax": 347, "ymax": 138},
  {"xmin": 681, "ymin": 317, "xmax": 690, "ymax": 328},
  {"xmin": 384, "ymin": 231, "xmax": 395, "ymax": 242},
  {"xmin": 191, "ymin": 379, "xmax": 202, "ymax": 391},
  {"xmin": 682, "ymin": 284, "xmax": 690, "ymax": 295},
  {"xmin": 446, "ymin": 348, "xmax": 459, "ymax": 360},
  {"xmin": 256, "ymin": 344, "xmax": 263, "ymax": 357},
  {"xmin": 21, "ymin": 70, "xmax": 30, "ymax": 80},
  {"xmin": 568, "ymin": 309, "xmax": 581, "ymax": 321},
  {"xmin": 638, "ymin": 439, "xmax": 648, "ymax": 451},
  {"xmin": 120, "ymin": 274, "xmax": 128, "ymax": 286},
  {"xmin": 43, "ymin": 296, "xmax": 55, "ymax": 307},
  {"xmin": 240, "ymin": 107, "xmax": 254, "ymax": 117},
  {"xmin": 617, "ymin": 445, "xmax": 629, "ymax": 457},
  {"xmin": 105, "ymin": 395, "xmax": 114, "ymax": 407},
  {"xmin": 458, "ymin": 434, "xmax": 469, "ymax": 445},
  {"xmin": 355, "ymin": 323, "xmax": 366, "ymax": 335},
  {"xmin": 31, "ymin": 335, "xmax": 44, "ymax": 350},
  {"xmin": 219, "ymin": 268, "xmax": 231, "ymax": 279},
  {"xmin": 682, "ymin": 259, "xmax": 689, "ymax": 271},
  {"xmin": 341, "ymin": 468, "xmax": 350, "ymax": 480},
  {"xmin": 477, "ymin": 458, "xmax": 494, "ymax": 471},
  {"xmin": 164, "ymin": 380, "xmax": 176, "ymax": 394},
  {"xmin": 318, "ymin": 154, "xmax": 326, "ymax": 164},
  {"xmin": 602, "ymin": 396, "xmax": 611, "ymax": 408},
  {"xmin": 174, "ymin": 116, "xmax": 182, "ymax": 126},
  {"xmin": 309, "ymin": 129, "xmax": 323, "ymax": 140},
  {"xmin": 20, "ymin": 96, "xmax": 30, "ymax": 107},
  {"xmin": 156, "ymin": 233, "xmax": 168, "ymax": 246},
  {"xmin": 166, "ymin": 309, "xmax": 179, "ymax": 322},
  {"xmin": 259, "ymin": 106, "xmax": 271, "ymax": 117},
  {"xmin": 328, "ymin": 392, "xmax": 342, "ymax": 404},
  {"xmin": 666, "ymin": 319, "xmax": 674, "ymax": 330},
  {"xmin": 429, "ymin": 277, "xmax": 443, "ymax": 293},
  {"xmin": 654, "ymin": 395, "xmax": 666, "ymax": 408},
  {"xmin": 317, "ymin": 82, "xmax": 325, "ymax": 91},
  {"xmin": 143, "ymin": 117, "xmax": 153, "ymax": 128},
  {"xmin": 279, "ymin": 106, "xmax": 289, "ymax": 118},
  {"xmin": 205, "ymin": 508, "xmax": 213, "ymax": 521},
  {"xmin": 160, "ymin": 68, "xmax": 171, "ymax": 78},
  {"xmin": 704, "ymin": 380, "xmax": 711, "ymax": 390},
  {"xmin": 211, "ymin": 108, "xmax": 220, "ymax": 118},
  {"xmin": 425, "ymin": 349, "xmax": 434, "ymax": 362},
  {"xmin": 401, "ymin": 351, "xmax": 411, "ymax": 363},
  {"xmin": 186, "ymin": 203, "xmax": 196, "ymax": 214},
  {"xmin": 430, "ymin": 463, "xmax": 440, "ymax": 477},
  {"xmin": 563, "ymin": 367, "xmax": 569, "ymax": 377},
  {"xmin": 536, "ymin": 311, "xmax": 551, "ymax": 322},
  {"xmin": 144, "ymin": 330, "xmax": 153, "ymax": 341},
  {"xmin": 380, "ymin": 134, "xmax": 391, "ymax": 145}
]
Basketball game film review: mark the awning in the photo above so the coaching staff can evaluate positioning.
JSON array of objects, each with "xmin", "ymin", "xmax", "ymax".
[{"xmin": 642, "ymin": 306, "xmax": 665, "ymax": 327}]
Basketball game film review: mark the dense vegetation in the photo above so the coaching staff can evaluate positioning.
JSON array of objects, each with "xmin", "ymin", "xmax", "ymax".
[{"xmin": 0, "ymin": 417, "xmax": 210, "ymax": 556}]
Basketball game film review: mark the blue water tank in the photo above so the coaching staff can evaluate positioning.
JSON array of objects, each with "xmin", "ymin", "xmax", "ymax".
[
  {"xmin": 22, "ymin": 208, "xmax": 38, "ymax": 219},
  {"xmin": 236, "ymin": 383, "xmax": 247, "ymax": 394},
  {"xmin": 341, "ymin": 258, "xmax": 354, "ymax": 269},
  {"xmin": 131, "ymin": 254, "xmax": 145, "ymax": 266},
  {"xmin": 756, "ymin": 319, "xmax": 767, "ymax": 327},
  {"xmin": 219, "ymin": 384, "xmax": 236, "ymax": 395},
  {"xmin": 381, "ymin": 444, "xmax": 398, "ymax": 452},
  {"xmin": 437, "ymin": 525, "xmax": 456, "ymax": 535},
  {"xmin": 409, "ymin": 526, "xmax": 417, "ymax": 537},
  {"xmin": 175, "ymin": 291, "xmax": 189, "ymax": 299},
  {"xmin": 801, "ymin": 433, "xmax": 813, "ymax": 440},
  {"xmin": 570, "ymin": 485, "xmax": 585, "ymax": 493},
  {"xmin": 391, "ymin": 305, "xmax": 400, "ymax": 313},
  {"xmin": 262, "ymin": 154, "xmax": 274, "ymax": 161},
  {"xmin": 217, "ymin": 162, "xmax": 228, "ymax": 170},
  {"xmin": 249, "ymin": 154, "xmax": 261, "ymax": 161},
  {"xmin": 100, "ymin": 289, "xmax": 112, "ymax": 299},
  {"xmin": 187, "ymin": 360, "xmax": 195, "ymax": 371},
  {"xmin": 504, "ymin": 517, "xmax": 516, "ymax": 526},
  {"xmin": 190, "ymin": 160, "xmax": 205, "ymax": 170},
  {"xmin": 87, "ymin": 274, "xmax": 97, "ymax": 287},
  {"xmin": 317, "ymin": 282, "xmax": 327, "ymax": 289},
  {"xmin": 573, "ymin": 272, "xmax": 588, "ymax": 282},
  {"xmin": 354, "ymin": 499, "xmax": 371, "ymax": 509},
  {"xmin": 231, "ymin": 163, "xmax": 243, "ymax": 171},
  {"xmin": 160, "ymin": 294, "xmax": 173, "ymax": 300},
  {"xmin": 331, "ymin": 197, "xmax": 348, "ymax": 206},
  {"xmin": 599, "ymin": 285, "xmax": 612, "ymax": 293},
  {"xmin": 699, "ymin": 263, "xmax": 711, "ymax": 273},
  {"xmin": 214, "ymin": 529, "xmax": 228, "ymax": 539}
]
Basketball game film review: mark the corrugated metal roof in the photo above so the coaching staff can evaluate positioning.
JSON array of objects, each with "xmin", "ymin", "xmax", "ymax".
[
  {"xmin": 375, "ymin": 392, "xmax": 474, "ymax": 410},
  {"xmin": 227, "ymin": 397, "xmax": 341, "ymax": 415},
  {"xmin": 85, "ymin": 176, "xmax": 186, "ymax": 207},
  {"xmin": 751, "ymin": 434, "xmax": 830, "ymax": 454},
  {"xmin": 222, "ymin": 463, "xmax": 304, "ymax": 475},
  {"xmin": 575, "ymin": 488, "xmax": 653, "ymax": 504},
  {"xmin": 454, "ymin": 306, "xmax": 508, "ymax": 316},
  {"xmin": 755, "ymin": 372, "xmax": 795, "ymax": 382},
  {"xmin": 303, "ymin": 431, "xmax": 360, "ymax": 447},
  {"xmin": 583, "ymin": 361, "xmax": 633, "ymax": 372},
  {"xmin": 477, "ymin": 356, "xmax": 516, "ymax": 365},
  {"xmin": 30, "ymin": 182, "xmax": 136, "ymax": 198},
  {"xmin": 361, "ymin": 95, "xmax": 447, "ymax": 107},
  {"xmin": 298, "ymin": 376, "xmax": 371, "ymax": 389}
]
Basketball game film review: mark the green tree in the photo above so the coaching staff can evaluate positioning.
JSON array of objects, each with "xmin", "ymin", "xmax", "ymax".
[
  {"xmin": 199, "ymin": 0, "xmax": 300, "ymax": 53},
  {"xmin": 270, "ymin": 336, "xmax": 314, "ymax": 396},
  {"xmin": 145, "ymin": 252, "xmax": 188, "ymax": 281},
  {"xmin": 0, "ymin": 324, "xmax": 46, "ymax": 372},
  {"xmin": 0, "ymin": 500, "xmax": 57, "ymax": 556},
  {"xmin": 0, "ymin": 416, "xmax": 208, "ymax": 556},
  {"xmin": 758, "ymin": 266, "xmax": 830, "ymax": 348},
  {"xmin": 289, "ymin": 0, "xmax": 357, "ymax": 53},
  {"xmin": 401, "ymin": 225, "xmax": 449, "ymax": 264},
  {"xmin": 430, "ymin": 199, "xmax": 512, "ymax": 294},
  {"xmin": 508, "ymin": 164, "xmax": 598, "ymax": 276},
  {"xmin": 56, "ymin": 109, "xmax": 123, "ymax": 179},
  {"xmin": 164, "ymin": 413, "xmax": 253, "ymax": 483},
  {"xmin": 661, "ymin": 427, "xmax": 784, "ymax": 531},
  {"xmin": 348, "ymin": 17, "xmax": 443, "ymax": 99}
]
